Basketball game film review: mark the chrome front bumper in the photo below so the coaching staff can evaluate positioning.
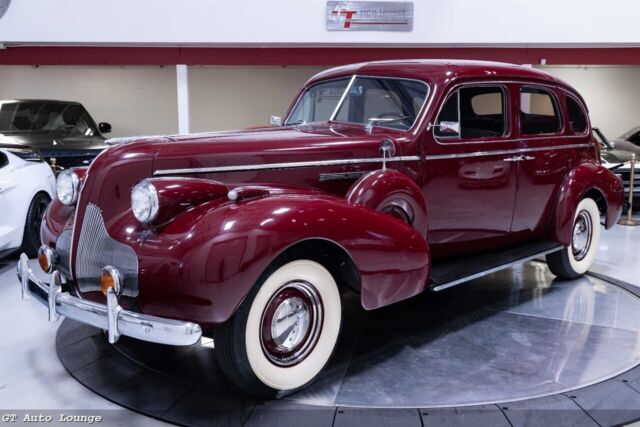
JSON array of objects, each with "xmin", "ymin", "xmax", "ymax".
[{"xmin": 17, "ymin": 253, "xmax": 202, "ymax": 346}]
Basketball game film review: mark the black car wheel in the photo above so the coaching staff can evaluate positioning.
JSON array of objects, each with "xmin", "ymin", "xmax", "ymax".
[{"xmin": 21, "ymin": 192, "xmax": 51, "ymax": 258}]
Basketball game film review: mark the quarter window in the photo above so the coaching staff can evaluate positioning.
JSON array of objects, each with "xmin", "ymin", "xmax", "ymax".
[
  {"xmin": 520, "ymin": 87, "xmax": 561, "ymax": 135},
  {"xmin": 435, "ymin": 86, "xmax": 507, "ymax": 139},
  {"xmin": 566, "ymin": 96, "xmax": 588, "ymax": 134}
]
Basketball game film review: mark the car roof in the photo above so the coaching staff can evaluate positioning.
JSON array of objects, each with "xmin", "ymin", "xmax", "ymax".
[
  {"xmin": 0, "ymin": 99, "xmax": 82, "ymax": 105},
  {"xmin": 307, "ymin": 59, "xmax": 574, "ymax": 91}
]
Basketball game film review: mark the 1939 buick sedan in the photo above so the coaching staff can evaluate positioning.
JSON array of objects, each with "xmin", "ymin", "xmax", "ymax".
[{"xmin": 17, "ymin": 60, "xmax": 624, "ymax": 397}]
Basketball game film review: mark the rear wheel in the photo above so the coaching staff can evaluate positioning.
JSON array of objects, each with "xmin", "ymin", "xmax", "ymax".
[
  {"xmin": 546, "ymin": 197, "xmax": 601, "ymax": 279},
  {"xmin": 213, "ymin": 259, "xmax": 342, "ymax": 398},
  {"xmin": 21, "ymin": 192, "xmax": 51, "ymax": 258}
]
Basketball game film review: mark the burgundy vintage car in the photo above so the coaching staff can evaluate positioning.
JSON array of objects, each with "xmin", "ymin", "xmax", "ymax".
[{"xmin": 18, "ymin": 60, "xmax": 623, "ymax": 397}]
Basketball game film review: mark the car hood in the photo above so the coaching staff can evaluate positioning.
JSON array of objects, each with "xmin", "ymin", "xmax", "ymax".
[
  {"xmin": 151, "ymin": 123, "xmax": 404, "ymax": 177},
  {"xmin": 0, "ymin": 132, "xmax": 108, "ymax": 151}
]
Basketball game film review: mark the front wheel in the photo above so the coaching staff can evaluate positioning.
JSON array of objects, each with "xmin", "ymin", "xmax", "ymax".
[
  {"xmin": 21, "ymin": 192, "xmax": 51, "ymax": 258},
  {"xmin": 546, "ymin": 197, "xmax": 601, "ymax": 279},
  {"xmin": 213, "ymin": 259, "xmax": 342, "ymax": 398}
]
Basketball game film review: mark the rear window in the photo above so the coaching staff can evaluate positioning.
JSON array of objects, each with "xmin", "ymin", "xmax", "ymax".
[
  {"xmin": 566, "ymin": 96, "xmax": 588, "ymax": 134},
  {"xmin": 520, "ymin": 87, "xmax": 561, "ymax": 135}
]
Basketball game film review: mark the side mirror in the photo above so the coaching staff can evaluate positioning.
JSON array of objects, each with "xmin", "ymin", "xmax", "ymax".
[
  {"xmin": 436, "ymin": 121, "xmax": 461, "ymax": 135},
  {"xmin": 99, "ymin": 122, "xmax": 112, "ymax": 134},
  {"xmin": 268, "ymin": 116, "xmax": 282, "ymax": 126},
  {"xmin": 609, "ymin": 140, "xmax": 616, "ymax": 148}
]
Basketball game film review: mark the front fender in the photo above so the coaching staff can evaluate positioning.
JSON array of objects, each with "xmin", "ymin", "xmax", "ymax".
[
  {"xmin": 347, "ymin": 169, "xmax": 428, "ymax": 237},
  {"xmin": 552, "ymin": 162, "xmax": 624, "ymax": 246},
  {"xmin": 134, "ymin": 192, "xmax": 430, "ymax": 327}
]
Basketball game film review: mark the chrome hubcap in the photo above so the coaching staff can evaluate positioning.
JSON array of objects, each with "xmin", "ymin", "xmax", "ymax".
[
  {"xmin": 572, "ymin": 210, "xmax": 593, "ymax": 261},
  {"xmin": 260, "ymin": 281, "xmax": 323, "ymax": 366},
  {"xmin": 271, "ymin": 296, "xmax": 309, "ymax": 351}
]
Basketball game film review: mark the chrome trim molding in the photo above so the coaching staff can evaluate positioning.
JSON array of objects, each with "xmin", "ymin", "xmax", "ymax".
[
  {"xmin": 424, "ymin": 143, "xmax": 591, "ymax": 161},
  {"xmin": 431, "ymin": 245, "xmax": 563, "ymax": 292},
  {"xmin": 154, "ymin": 156, "xmax": 421, "ymax": 176},
  {"xmin": 329, "ymin": 75, "xmax": 356, "ymax": 121},
  {"xmin": 319, "ymin": 171, "xmax": 369, "ymax": 182},
  {"xmin": 16, "ymin": 253, "xmax": 202, "ymax": 346}
]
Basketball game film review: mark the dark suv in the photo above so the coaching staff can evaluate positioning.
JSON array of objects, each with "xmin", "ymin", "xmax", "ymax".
[{"xmin": 0, "ymin": 100, "xmax": 112, "ymax": 170}]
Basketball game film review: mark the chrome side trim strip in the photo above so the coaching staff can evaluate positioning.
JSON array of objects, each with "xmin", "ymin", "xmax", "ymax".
[
  {"xmin": 431, "ymin": 245, "xmax": 563, "ymax": 292},
  {"xmin": 424, "ymin": 143, "xmax": 591, "ymax": 161},
  {"xmin": 154, "ymin": 156, "xmax": 421, "ymax": 176}
]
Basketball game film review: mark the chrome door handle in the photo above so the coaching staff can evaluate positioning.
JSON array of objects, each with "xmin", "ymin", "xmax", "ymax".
[
  {"xmin": 522, "ymin": 155, "xmax": 535, "ymax": 161},
  {"xmin": 503, "ymin": 155, "xmax": 523, "ymax": 162}
]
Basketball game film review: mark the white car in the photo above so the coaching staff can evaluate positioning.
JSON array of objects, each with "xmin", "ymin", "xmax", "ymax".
[{"xmin": 0, "ymin": 143, "xmax": 56, "ymax": 258}]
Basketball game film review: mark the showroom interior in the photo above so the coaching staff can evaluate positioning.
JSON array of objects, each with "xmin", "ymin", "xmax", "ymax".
[{"xmin": 2, "ymin": 1, "xmax": 640, "ymax": 426}]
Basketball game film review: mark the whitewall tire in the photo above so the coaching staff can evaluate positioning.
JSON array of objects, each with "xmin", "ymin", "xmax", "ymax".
[
  {"xmin": 546, "ymin": 198, "xmax": 601, "ymax": 279},
  {"xmin": 214, "ymin": 259, "xmax": 342, "ymax": 397}
]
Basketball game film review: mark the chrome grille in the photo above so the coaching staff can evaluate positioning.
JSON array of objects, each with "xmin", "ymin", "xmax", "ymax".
[
  {"xmin": 56, "ymin": 230, "xmax": 72, "ymax": 278},
  {"xmin": 75, "ymin": 203, "xmax": 139, "ymax": 296}
]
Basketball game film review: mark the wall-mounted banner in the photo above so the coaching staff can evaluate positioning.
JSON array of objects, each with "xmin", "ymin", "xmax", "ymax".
[
  {"xmin": 326, "ymin": 1, "xmax": 413, "ymax": 31},
  {"xmin": 0, "ymin": 0, "xmax": 11, "ymax": 20}
]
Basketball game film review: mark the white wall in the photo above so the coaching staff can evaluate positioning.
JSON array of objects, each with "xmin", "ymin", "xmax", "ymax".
[
  {"xmin": 1, "ymin": 64, "xmax": 637, "ymax": 140},
  {"xmin": 0, "ymin": 66, "xmax": 178, "ymax": 137},
  {"xmin": 539, "ymin": 66, "xmax": 640, "ymax": 138},
  {"xmin": 188, "ymin": 66, "xmax": 322, "ymax": 132},
  {"xmin": 0, "ymin": 65, "xmax": 323, "ymax": 137},
  {"xmin": 0, "ymin": 0, "xmax": 639, "ymax": 45}
]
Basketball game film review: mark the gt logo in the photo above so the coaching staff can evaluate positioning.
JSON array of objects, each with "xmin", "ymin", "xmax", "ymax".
[{"xmin": 330, "ymin": 8, "xmax": 357, "ymax": 28}]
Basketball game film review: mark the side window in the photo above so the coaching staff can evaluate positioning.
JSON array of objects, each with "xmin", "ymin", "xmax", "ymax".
[
  {"xmin": 520, "ymin": 87, "xmax": 561, "ymax": 135},
  {"xmin": 628, "ymin": 131, "xmax": 640, "ymax": 145},
  {"xmin": 435, "ymin": 86, "xmax": 507, "ymax": 139},
  {"xmin": 0, "ymin": 152, "xmax": 7, "ymax": 168},
  {"xmin": 566, "ymin": 96, "xmax": 588, "ymax": 134}
]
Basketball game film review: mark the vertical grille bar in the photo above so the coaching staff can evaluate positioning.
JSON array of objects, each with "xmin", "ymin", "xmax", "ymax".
[{"xmin": 75, "ymin": 204, "xmax": 139, "ymax": 296}]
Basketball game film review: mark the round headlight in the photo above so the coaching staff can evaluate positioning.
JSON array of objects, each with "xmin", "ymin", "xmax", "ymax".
[
  {"xmin": 56, "ymin": 170, "xmax": 79, "ymax": 205},
  {"xmin": 131, "ymin": 180, "xmax": 159, "ymax": 224}
]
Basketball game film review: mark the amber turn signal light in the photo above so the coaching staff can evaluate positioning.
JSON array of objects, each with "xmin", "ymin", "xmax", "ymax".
[
  {"xmin": 100, "ymin": 266, "xmax": 122, "ymax": 296},
  {"xmin": 38, "ymin": 246, "xmax": 56, "ymax": 274}
]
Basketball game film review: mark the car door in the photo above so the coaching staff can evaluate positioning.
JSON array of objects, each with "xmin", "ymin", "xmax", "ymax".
[
  {"xmin": 0, "ymin": 150, "xmax": 15, "ymax": 251},
  {"xmin": 510, "ymin": 85, "xmax": 578, "ymax": 237},
  {"xmin": 422, "ymin": 83, "xmax": 519, "ymax": 258}
]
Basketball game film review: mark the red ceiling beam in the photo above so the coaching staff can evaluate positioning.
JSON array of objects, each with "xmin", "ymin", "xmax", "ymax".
[{"xmin": 0, "ymin": 46, "xmax": 639, "ymax": 66}]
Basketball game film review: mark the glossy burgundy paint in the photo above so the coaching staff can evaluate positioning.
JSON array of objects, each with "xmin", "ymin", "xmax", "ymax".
[
  {"xmin": 346, "ymin": 169, "xmax": 428, "ymax": 237},
  {"xmin": 145, "ymin": 177, "xmax": 228, "ymax": 226},
  {"xmin": 39, "ymin": 60, "xmax": 623, "ymax": 328}
]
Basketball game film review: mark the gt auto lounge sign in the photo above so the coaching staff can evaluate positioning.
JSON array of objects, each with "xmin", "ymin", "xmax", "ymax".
[{"xmin": 327, "ymin": 1, "xmax": 413, "ymax": 31}]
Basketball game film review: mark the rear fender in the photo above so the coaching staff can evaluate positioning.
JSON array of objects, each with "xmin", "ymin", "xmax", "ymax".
[
  {"xmin": 552, "ymin": 162, "xmax": 624, "ymax": 245},
  {"xmin": 134, "ymin": 192, "xmax": 430, "ymax": 327}
]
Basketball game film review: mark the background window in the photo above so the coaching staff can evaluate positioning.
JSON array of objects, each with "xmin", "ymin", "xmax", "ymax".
[
  {"xmin": 520, "ymin": 87, "xmax": 561, "ymax": 135},
  {"xmin": 435, "ymin": 86, "xmax": 506, "ymax": 139},
  {"xmin": 566, "ymin": 96, "xmax": 587, "ymax": 134}
]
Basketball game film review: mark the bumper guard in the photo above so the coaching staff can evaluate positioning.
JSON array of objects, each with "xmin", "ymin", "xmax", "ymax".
[{"xmin": 17, "ymin": 253, "xmax": 202, "ymax": 346}]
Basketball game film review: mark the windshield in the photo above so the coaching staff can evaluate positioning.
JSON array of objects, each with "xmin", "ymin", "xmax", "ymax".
[
  {"xmin": 286, "ymin": 76, "xmax": 429, "ymax": 131},
  {"xmin": 0, "ymin": 101, "xmax": 99, "ymax": 136}
]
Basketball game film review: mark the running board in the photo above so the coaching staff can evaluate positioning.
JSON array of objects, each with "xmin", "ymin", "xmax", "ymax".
[{"xmin": 429, "ymin": 240, "xmax": 563, "ymax": 292}]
